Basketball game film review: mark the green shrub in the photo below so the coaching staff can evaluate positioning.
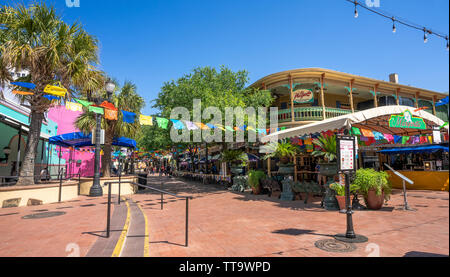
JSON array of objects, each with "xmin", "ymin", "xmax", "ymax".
[
  {"xmin": 352, "ymin": 169, "xmax": 392, "ymax": 201},
  {"xmin": 248, "ymin": 170, "xmax": 266, "ymax": 189},
  {"xmin": 330, "ymin": 182, "xmax": 359, "ymax": 196}
]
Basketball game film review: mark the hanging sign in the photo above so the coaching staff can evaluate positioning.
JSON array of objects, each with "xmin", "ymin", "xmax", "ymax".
[
  {"xmin": 389, "ymin": 110, "xmax": 426, "ymax": 130},
  {"xmin": 337, "ymin": 135, "xmax": 356, "ymax": 172},
  {"xmin": 293, "ymin": 89, "xmax": 314, "ymax": 104}
]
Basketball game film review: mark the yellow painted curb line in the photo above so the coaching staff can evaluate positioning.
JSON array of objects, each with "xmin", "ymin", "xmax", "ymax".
[
  {"xmin": 137, "ymin": 203, "xmax": 150, "ymax": 257},
  {"xmin": 111, "ymin": 198, "xmax": 130, "ymax": 257}
]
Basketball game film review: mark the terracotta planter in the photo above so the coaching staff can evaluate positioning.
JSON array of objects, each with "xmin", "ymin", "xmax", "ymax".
[
  {"xmin": 336, "ymin": 195, "xmax": 354, "ymax": 210},
  {"xmin": 365, "ymin": 189, "xmax": 385, "ymax": 210},
  {"xmin": 252, "ymin": 186, "xmax": 261, "ymax": 195}
]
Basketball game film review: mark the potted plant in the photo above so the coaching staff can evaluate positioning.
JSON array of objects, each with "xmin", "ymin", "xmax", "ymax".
[
  {"xmin": 352, "ymin": 169, "xmax": 392, "ymax": 210},
  {"xmin": 312, "ymin": 134, "xmax": 338, "ymax": 177},
  {"xmin": 330, "ymin": 182, "xmax": 359, "ymax": 211},
  {"xmin": 262, "ymin": 142, "xmax": 298, "ymax": 174},
  {"xmin": 248, "ymin": 170, "xmax": 267, "ymax": 195},
  {"xmin": 221, "ymin": 150, "xmax": 248, "ymax": 175}
]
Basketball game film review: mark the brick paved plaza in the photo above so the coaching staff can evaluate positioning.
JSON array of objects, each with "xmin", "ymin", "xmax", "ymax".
[{"xmin": 0, "ymin": 175, "xmax": 448, "ymax": 257}]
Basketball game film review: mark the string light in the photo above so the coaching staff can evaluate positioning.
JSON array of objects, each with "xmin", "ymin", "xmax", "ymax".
[
  {"xmin": 345, "ymin": 0, "xmax": 448, "ymax": 50},
  {"xmin": 392, "ymin": 17, "xmax": 396, "ymax": 33}
]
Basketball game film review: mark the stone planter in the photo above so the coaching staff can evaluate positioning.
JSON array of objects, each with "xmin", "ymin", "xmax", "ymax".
[
  {"xmin": 277, "ymin": 164, "xmax": 295, "ymax": 175},
  {"xmin": 230, "ymin": 166, "xmax": 244, "ymax": 175},
  {"xmin": 318, "ymin": 163, "xmax": 338, "ymax": 178}
]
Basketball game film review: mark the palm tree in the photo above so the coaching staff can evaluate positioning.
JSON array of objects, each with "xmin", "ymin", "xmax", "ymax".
[
  {"xmin": 0, "ymin": 3, "xmax": 100, "ymax": 185},
  {"xmin": 75, "ymin": 81, "xmax": 145, "ymax": 177}
]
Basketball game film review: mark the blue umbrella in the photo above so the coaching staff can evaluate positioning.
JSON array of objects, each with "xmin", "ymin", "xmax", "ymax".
[{"xmin": 436, "ymin": 96, "xmax": 449, "ymax": 107}]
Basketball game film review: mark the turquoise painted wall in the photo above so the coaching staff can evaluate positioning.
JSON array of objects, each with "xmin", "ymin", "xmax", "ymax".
[{"xmin": 0, "ymin": 101, "xmax": 64, "ymax": 178}]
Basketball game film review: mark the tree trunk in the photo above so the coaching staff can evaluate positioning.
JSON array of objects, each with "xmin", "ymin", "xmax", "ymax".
[
  {"xmin": 16, "ymin": 111, "xmax": 45, "ymax": 186},
  {"xmin": 101, "ymin": 129, "xmax": 114, "ymax": 177}
]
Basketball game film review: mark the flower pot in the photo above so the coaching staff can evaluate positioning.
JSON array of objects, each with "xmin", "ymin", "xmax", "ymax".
[
  {"xmin": 336, "ymin": 195, "xmax": 354, "ymax": 210},
  {"xmin": 252, "ymin": 186, "xmax": 261, "ymax": 195},
  {"xmin": 365, "ymin": 189, "xmax": 385, "ymax": 210}
]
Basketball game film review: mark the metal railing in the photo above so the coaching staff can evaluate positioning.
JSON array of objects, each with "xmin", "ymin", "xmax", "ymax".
[
  {"xmin": 278, "ymin": 107, "xmax": 355, "ymax": 123},
  {"xmin": 384, "ymin": 163, "xmax": 414, "ymax": 211},
  {"xmin": 0, "ymin": 170, "xmax": 82, "ymax": 202},
  {"xmin": 103, "ymin": 179, "xmax": 193, "ymax": 247}
]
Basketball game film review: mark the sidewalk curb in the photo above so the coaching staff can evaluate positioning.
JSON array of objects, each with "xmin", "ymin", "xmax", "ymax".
[{"xmin": 112, "ymin": 198, "xmax": 130, "ymax": 257}]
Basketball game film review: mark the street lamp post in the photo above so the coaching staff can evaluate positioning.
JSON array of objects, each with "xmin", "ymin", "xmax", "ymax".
[{"xmin": 89, "ymin": 79, "xmax": 116, "ymax": 197}]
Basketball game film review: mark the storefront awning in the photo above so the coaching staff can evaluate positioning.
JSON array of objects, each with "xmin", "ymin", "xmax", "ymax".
[
  {"xmin": 378, "ymin": 145, "xmax": 449, "ymax": 155},
  {"xmin": 49, "ymin": 132, "xmax": 137, "ymax": 149},
  {"xmin": 260, "ymin": 106, "xmax": 448, "ymax": 143}
]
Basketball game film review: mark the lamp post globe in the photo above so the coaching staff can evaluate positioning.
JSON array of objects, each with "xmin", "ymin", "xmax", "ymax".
[{"xmin": 105, "ymin": 80, "xmax": 116, "ymax": 100}]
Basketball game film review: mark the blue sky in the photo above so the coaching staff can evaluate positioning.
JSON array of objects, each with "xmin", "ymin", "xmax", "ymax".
[{"xmin": 4, "ymin": 0, "xmax": 449, "ymax": 115}]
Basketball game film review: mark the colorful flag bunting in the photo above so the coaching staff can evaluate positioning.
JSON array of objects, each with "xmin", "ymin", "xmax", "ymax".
[
  {"xmin": 122, "ymin": 111, "xmax": 137, "ymax": 124},
  {"xmin": 89, "ymin": 106, "xmax": 104, "ymax": 115},
  {"xmin": 360, "ymin": 128, "xmax": 374, "ymax": 138},
  {"xmin": 66, "ymin": 102, "xmax": 83, "ymax": 112},
  {"xmin": 170, "ymin": 119, "xmax": 185, "ymax": 130},
  {"xmin": 156, "ymin": 117, "xmax": 169, "ymax": 129},
  {"xmin": 185, "ymin": 121, "xmax": 199, "ymax": 130},
  {"xmin": 75, "ymin": 98, "xmax": 93, "ymax": 107},
  {"xmin": 13, "ymin": 90, "xmax": 34, "ymax": 96},
  {"xmin": 105, "ymin": 109, "xmax": 118, "ymax": 121},
  {"xmin": 139, "ymin": 115, "xmax": 153, "ymax": 126}
]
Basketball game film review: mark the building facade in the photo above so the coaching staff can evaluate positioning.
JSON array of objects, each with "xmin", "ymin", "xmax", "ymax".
[{"xmin": 250, "ymin": 68, "xmax": 448, "ymax": 128}]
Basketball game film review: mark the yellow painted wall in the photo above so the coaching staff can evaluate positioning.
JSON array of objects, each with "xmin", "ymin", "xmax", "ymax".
[
  {"xmin": 387, "ymin": 171, "xmax": 449, "ymax": 191},
  {"xmin": 0, "ymin": 183, "xmax": 78, "ymax": 207}
]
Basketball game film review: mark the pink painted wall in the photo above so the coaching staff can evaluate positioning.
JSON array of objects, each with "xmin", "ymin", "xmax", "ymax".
[
  {"xmin": 49, "ymin": 106, "xmax": 98, "ymax": 177},
  {"xmin": 48, "ymin": 105, "xmax": 82, "ymax": 135}
]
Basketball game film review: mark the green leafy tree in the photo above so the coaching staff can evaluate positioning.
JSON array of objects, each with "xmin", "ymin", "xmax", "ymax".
[
  {"xmin": 0, "ymin": 3, "xmax": 100, "ymax": 185},
  {"xmin": 148, "ymin": 66, "xmax": 274, "ymax": 170}
]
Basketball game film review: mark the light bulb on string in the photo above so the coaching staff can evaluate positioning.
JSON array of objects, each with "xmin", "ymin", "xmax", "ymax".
[
  {"xmin": 392, "ymin": 18, "xmax": 396, "ymax": 33},
  {"xmin": 354, "ymin": 2, "xmax": 358, "ymax": 18},
  {"xmin": 423, "ymin": 29, "xmax": 428, "ymax": 43}
]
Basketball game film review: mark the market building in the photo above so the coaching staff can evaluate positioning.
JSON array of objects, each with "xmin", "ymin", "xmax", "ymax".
[
  {"xmin": 250, "ymin": 68, "xmax": 448, "ymax": 127},
  {"xmin": 255, "ymin": 68, "xmax": 449, "ymax": 191}
]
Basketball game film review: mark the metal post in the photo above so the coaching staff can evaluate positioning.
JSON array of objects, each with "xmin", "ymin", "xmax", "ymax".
[
  {"xmin": 58, "ymin": 145, "xmax": 61, "ymax": 178},
  {"xmin": 58, "ymin": 169, "xmax": 63, "ymax": 202},
  {"xmin": 78, "ymin": 173, "xmax": 81, "ymax": 196},
  {"xmin": 16, "ymin": 125, "xmax": 22, "ymax": 176},
  {"xmin": 185, "ymin": 197, "xmax": 189, "ymax": 247},
  {"xmin": 90, "ymin": 112, "xmax": 103, "ymax": 196},
  {"xmin": 160, "ymin": 176, "xmax": 163, "ymax": 210},
  {"xmin": 118, "ymin": 179, "xmax": 121, "ymax": 205},
  {"xmin": 403, "ymin": 180, "xmax": 411, "ymax": 210},
  {"xmin": 107, "ymin": 182, "xmax": 111, "ymax": 238},
  {"xmin": 344, "ymin": 173, "xmax": 356, "ymax": 238}
]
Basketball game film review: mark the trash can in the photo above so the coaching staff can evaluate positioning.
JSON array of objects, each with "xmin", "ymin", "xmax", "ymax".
[{"xmin": 138, "ymin": 173, "xmax": 147, "ymax": 190}]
